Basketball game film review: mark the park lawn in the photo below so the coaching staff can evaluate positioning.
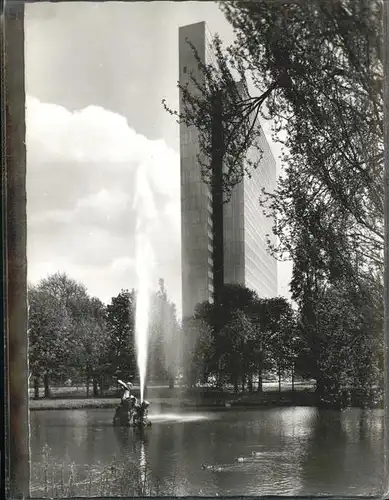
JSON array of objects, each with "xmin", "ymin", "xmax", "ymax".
[
  {"xmin": 29, "ymin": 387, "xmax": 317, "ymax": 411},
  {"xmin": 29, "ymin": 397, "xmax": 120, "ymax": 410},
  {"xmin": 28, "ymin": 380, "xmax": 318, "ymax": 411}
]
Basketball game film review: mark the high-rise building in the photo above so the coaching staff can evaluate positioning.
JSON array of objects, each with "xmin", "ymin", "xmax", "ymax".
[{"xmin": 179, "ymin": 21, "xmax": 277, "ymax": 320}]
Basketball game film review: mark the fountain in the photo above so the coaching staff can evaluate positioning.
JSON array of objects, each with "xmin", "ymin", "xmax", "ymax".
[
  {"xmin": 134, "ymin": 230, "xmax": 153, "ymax": 403},
  {"xmin": 112, "ymin": 166, "xmax": 155, "ymax": 428},
  {"xmin": 133, "ymin": 164, "xmax": 156, "ymax": 403}
]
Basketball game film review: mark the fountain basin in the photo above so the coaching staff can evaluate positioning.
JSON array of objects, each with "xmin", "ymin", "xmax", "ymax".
[{"xmin": 113, "ymin": 400, "xmax": 152, "ymax": 428}]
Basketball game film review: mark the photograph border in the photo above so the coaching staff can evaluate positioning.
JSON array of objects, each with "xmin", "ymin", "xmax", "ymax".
[
  {"xmin": 1, "ymin": 0, "xmax": 389, "ymax": 498},
  {"xmin": 2, "ymin": 1, "xmax": 29, "ymax": 498}
]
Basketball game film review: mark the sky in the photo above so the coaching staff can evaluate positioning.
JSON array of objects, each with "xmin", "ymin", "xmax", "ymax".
[{"xmin": 25, "ymin": 1, "xmax": 292, "ymax": 316}]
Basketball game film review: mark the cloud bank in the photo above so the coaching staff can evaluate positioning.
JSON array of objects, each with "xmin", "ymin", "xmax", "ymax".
[{"xmin": 26, "ymin": 96, "xmax": 182, "ymax": 315}]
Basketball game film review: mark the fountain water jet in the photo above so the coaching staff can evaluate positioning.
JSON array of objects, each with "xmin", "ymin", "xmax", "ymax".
[
  {"xmin": 133, "ymin": 166, "xmax": 157, "ymax": 403},
  {"xmin": 134, "ymin": 233, "xmax": 153, "ymax": 402}
]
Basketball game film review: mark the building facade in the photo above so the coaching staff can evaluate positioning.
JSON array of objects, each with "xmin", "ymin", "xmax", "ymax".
[
  {"xmin": 179, "ymin": 22, "xmax": 214, "ymax": 320},
  {"xmin": 179, "ymin": 21, "xmax": 277, "ymax": 320}
]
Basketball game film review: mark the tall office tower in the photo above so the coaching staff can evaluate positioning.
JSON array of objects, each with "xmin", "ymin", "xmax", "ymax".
[{"xmin": 179, "ymin": 22, "xmax": 277, "ymax": 320}]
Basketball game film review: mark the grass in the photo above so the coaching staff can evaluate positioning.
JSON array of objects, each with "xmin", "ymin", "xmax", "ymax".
[
  {"xmin": 31, "ymin": 381, "xmax": 382, "ymax": 409},
  {"xmin": 30, "ymin": 393, "xmax": 317, "ymax": 412},
  {"xmin": 28, "ymin": 385, "xmax": 119, "ymax": 400},
  {"xmin": 29, "ymin": 382, "xmax": 382, "ymax": 411},
  {"xmin": 29, "ymin": 397, "xmax": 120, "ymax": 410},
  {"xmin": 31, "ymin": 445, "xmax": 180, "ymax": 497},
  {"xmin": 29, "ymin": 381, "xmax": 317, "ymax": 411}
]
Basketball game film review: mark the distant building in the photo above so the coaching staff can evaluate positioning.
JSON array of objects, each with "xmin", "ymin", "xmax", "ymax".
[{"xmin": 179, "ymin": 21, "xmax": 277, "ymax": 320}]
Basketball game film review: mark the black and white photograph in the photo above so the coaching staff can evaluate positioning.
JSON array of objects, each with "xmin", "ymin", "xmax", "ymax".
[{"xmin": 3, "ymin": 0, "xmax": 387, "ymax": 497}]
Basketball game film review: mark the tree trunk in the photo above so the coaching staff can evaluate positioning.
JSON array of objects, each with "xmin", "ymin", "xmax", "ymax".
[
  {"xmin": 241, "ymin": 375, "xmax": 245, "ymax": 392},
  {"xmin": 234, "ymin": 377, "xmax": 239, "ymax": 393},
  {"xmin": 188, "ymin": 369, "xmax": 195, "ymax": 389},
  {"xmin": 257, "ymin": 371, "xmax": 263, "ymax": 393},
  {"xmin": 278, "ymin": 367, "xmax": 282, "ymax": 393},
  {"xmin": 217, "ymin": 370, "xmax": 224, "ymax": 389},
  {"xmin": 211, "ymin": 90, "xmax": 224, "ymax": 304},
  {"xmin": 99, "ymin": 377, "xmax": 104, "ymax": 397},
  {"xmin": 315, "ymin": 378, "xmax": 326, "ymax": 395},
  {"xmin": 248, "ymin": 376, "xmax": 253, "ymax": 393},
  {"xmin": 168, "ymin": 375, "xmax": 175, "ymax": 389},
  {"xmin": 34, "ymin": 377, "xmax": 40, "ymax": 399},
  {"xmin": 291, "ymin": 363, "xmax": 295, "ymax": 392},
  {"xmin": 86, "ymin": 376, "xmax": 90, "ymax": 398},
  {"xmin": 43, "ymin": 373, "xmax": 51, "ymax": 398},
  {"xmin": 92, "ymin": 378, "xmax": 99, "ymax": 397}
]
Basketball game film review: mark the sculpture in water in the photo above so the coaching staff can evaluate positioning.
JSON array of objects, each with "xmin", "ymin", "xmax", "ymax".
[{"xmin": 113, "ymin": 380, "xmax": 152, "ymax": 427}]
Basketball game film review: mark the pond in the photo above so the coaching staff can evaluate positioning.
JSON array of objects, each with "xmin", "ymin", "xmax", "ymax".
[{"xmin": 30, "ymin": 406, "xmax": 385, "ymax": 497}]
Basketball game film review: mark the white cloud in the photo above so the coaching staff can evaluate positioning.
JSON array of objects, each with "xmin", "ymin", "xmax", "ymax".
[
  {"xmin": 26, "ymin": 96, "xmax": 182, "ymax": 315},
  {"xmin": 76, "ymin": 189, "xmax": 129, "ymax": 212}
]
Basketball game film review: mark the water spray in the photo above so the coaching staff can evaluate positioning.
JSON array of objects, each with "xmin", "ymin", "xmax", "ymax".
[
  {"xmin": 134, "ymin": 232, "xmax": 153, "ymax": 403},
  {"xmin": 133, "ymin": 165, "xmax": 156, "ymax": 403}
]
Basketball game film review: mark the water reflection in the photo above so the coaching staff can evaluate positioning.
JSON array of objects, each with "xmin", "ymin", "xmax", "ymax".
[
  {"xmin": 30, "ymin": 407, "xmax": 385, "ymax": 497},
  {"xmin": 139, "ymin": 440, "xmax": 147, "ymax": 485},
  {"xmin": 149, "ymin": 412, "xmax": 215, "ymax": 423},
  {"xmin": 274, "ymin": 406, "xmax": 318, "ymax": 439},
  {"xmin": 300, "ymin": 408, "xmax": 385, "ymax": 496}
]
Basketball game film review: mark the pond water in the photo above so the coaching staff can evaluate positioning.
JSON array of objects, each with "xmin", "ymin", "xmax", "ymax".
[{"xmin": 30, "ymin": 406, "xmax": 385, "ymax": 497}]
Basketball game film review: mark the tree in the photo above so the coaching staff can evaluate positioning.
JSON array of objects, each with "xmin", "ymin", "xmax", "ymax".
[
  {"xmin": 296, "ymin": 278, "xmax": 383, "ymax": 406},
  {"xmin": 194, "ymin": 284, "xmax": 259, "ymax": 386},
  {"xmin": 74, "ymin": 297, "xmax": 108, "ymax": 397},
  {"xmin": 165, "ymin": 0, "xmax": 383, "ymax": 407},
  {"xmin": 163, "ymin": 37, "xmax": 265, "ymax": 202},
  {"xmin": 182, "ymin": 317, "xmax": 214, "ymax": 388},
  {"xmin": 104, "ymin": 289, "xmax": 137, "ymax": 384},
  {"xmin": 226, "ymin": 1, "xmax": 382, "ymax": 337},
  {"xmin": 190, "ymin": 284, "xmax": 302, "ymax": 393},
  {"xmin": 245, "ymin": 319, "xmax": 272, "ymax": 393},
  {"xmin": 195, "ymin": 283, "xmax": 258, "ymax": 326},
  {"xmin": 264, "ymin": 298, "xmax": 297, "ymax": 393},
  {"xmin": 28, "ymin": 273, "xmax": 97, "ymax": 398},
  {"xmin": 249, "ymin": 297, "xmax": 296, "ymax": 392},
  {"xmin": 168, "ymin": 1, "xmax": 383, "ymax": 274},
  {"xmin": 148, "ymin": 279, "xmax": 180, "ymax": 388},
  {"xmin": 219, "ymin": 309, "xmax": 256, "ymax": 392},
  {"xmin": 28, "ymin": 286, "xmax": 74, "ymax": 398},
  {"xmin": 147, "ymin": 291, "xmax": 166, "ymax": 383}
]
